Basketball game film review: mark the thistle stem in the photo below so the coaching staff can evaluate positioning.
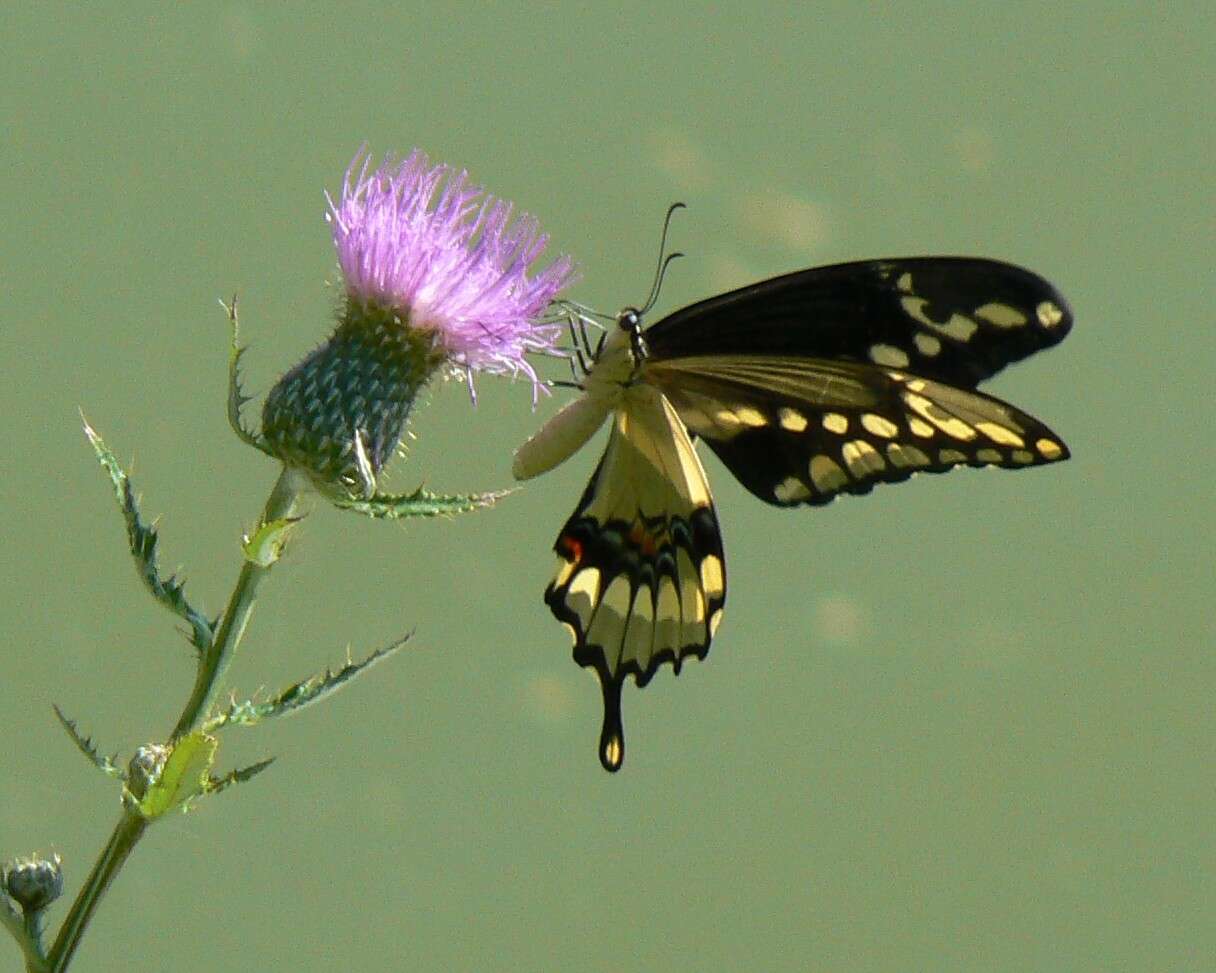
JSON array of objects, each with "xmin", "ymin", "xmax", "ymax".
[
  {"xmin": 1, "ymin": 904, "xmax": 46, "ymax": 973},
  {"xmin": 171, "ymin": 467, "xmax": 304, "ymax": 739},
  {"xmin": 45, "ymin": 467, "xmax": 304, "ymax": 971},
  {"xmin": 44, "ymin": 813, "xmax": 145, "ymax": 973}
]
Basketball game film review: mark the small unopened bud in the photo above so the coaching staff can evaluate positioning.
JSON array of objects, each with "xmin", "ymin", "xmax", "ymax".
[
  {"xmin": 3, "ymin": 854, "xmax": 64, "ymax": 914},
  {"xmin": 126, "ymin": 743, "xmax": 170, "ymax": 801}
]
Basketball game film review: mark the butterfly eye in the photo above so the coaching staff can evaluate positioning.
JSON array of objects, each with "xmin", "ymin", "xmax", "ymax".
[{"xmin": 617, "ymin": 308, "xmax": 641, "ymax": 330}]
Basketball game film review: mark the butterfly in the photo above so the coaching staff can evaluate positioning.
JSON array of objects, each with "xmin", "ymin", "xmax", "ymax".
[{"xmin": 514, "ymin": 239, "xmax": 1072, "ymax": 772}]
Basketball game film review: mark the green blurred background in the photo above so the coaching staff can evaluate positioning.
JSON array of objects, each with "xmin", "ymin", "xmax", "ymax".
[{"xmin": 4, "ymin": 3, "xmax": 1212, "ymax": 970}]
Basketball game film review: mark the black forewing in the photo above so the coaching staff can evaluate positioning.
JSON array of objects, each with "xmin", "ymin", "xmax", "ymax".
[
  {"xmin": 639, "ymin": 257, "xmax": 1072, "ymax": 508},
  {"xmin": 643, "ymin": 257, "xmax": 1072, "ymax": 387}
]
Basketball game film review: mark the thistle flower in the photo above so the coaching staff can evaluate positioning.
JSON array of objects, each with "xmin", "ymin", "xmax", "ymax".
[{"xmin": 261, "ymin": 148, "xmax": 576, "ymax": 495}]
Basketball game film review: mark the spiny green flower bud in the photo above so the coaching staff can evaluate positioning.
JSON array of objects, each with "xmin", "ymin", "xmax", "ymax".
[
  {"xmin": 261, "ymin": 302, "xmax": 446, "ymax": 494},
  {"xmin": 260, "ymin": 147, "xmax": 575, "ymax": 496},
  {"xmin": 125, "ymin": 743, "xmax": 170, "ymax": 802},
  {"xmin": 3, "ymin": 854, "xmax": 63, "ymax": 914}
]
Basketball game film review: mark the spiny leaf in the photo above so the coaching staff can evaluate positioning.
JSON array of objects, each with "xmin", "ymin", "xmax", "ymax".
[
  {"xmin": 52, "ymin": 705, "xmax": 124, "ymax": 780},
  {"xmin": 207, "ymin": 757, "xmax": 275, "ymax": 798},
  {"xmin": 81, "ymin": 415, "xmax": 215, "ymax": 656},
  {"xmin": 332, "ymin": 485, "xmax": 511, "ymax": 520},
  {"xmin": 136, "ymin": 731, "xmax": 217, "ymax": 818},
  {"xmin": 207, "ymin": 636, "xmax": 409, "ymax": 730},
  {"xmin": 224, "ymin": 296, "xmax": 269, "ymax": 452}
]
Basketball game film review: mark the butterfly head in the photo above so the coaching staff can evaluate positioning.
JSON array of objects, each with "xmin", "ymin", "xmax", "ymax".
[{"xmin": 615, "ymin": 306, "xmax": 648, "ymax": 363}]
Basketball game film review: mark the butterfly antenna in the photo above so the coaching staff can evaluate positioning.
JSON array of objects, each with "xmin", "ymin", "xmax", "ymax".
[{"xmin": 638, "ymin": 202, "xmax": 686, "ymax": 316}]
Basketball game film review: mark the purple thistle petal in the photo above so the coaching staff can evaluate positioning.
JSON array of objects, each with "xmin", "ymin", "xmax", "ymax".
[{"xmin": 327, "ymin": 147, "xmax": 577, "ymax": 394}]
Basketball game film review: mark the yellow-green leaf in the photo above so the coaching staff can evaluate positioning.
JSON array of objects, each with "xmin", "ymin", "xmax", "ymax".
[
  {"xmin": 242, "ymin": 517, "xmax": 300, "ymax": 567},
  {"xmin": 138, "ymin": 731, "xmax": 218, "ymax": 819}
]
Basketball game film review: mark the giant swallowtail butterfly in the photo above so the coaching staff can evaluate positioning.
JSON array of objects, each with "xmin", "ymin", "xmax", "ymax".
[{"xmin": 514, "ymin": 238, "xmax": 1071, "ymax": 772}]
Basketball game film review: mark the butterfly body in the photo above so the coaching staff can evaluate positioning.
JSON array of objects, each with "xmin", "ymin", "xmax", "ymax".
[{"xmin": 516, "ymin": 256, "xmax": 1072, "ymax": 772}]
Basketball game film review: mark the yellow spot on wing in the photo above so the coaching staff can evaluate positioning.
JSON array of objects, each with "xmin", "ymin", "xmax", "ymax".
[
  {"xmin": 974, "ymin": 302, "xmax": 1027, "ymax": 328},
  {"xmin": 774, "ymin": 476, "xmax": 811, "ymax": 503},
  {"xmin": 554, "ymin": 556, "xmax": 577, "ymax": 589},
  {"xmin": 1011, "ymin": 449, "xmax": 1034, "ymax": 464},
  {"xmin": 975, "ymin": 421, "xmax": 1025, "ymax": 447},
  {"xmin": 655, "ymin": 577, "xmax": 681, "ymax": 654},
  {"xmin": 809, "ymin": 454, "xmax": 848, "ymax": 492},
  {"xmin": 586, "ymin": 576, "xmax": 632, "ymax": 662},
  {"xmin": 714, "ymin": 409, "xmax": 742, "ymax": 430},
  {"xmin": 677, "ymin": 549, "xmax": 705, "ymax": 645},
  {"xmin": 939, "ymin": 449, "xmax": 967, "ymax": 464},
  {"xmin": 778, "ymin": 407, "xmax": 808, "ymax": 432},
  {"xmin": 908, "ymin": 417, "xmax": 935, "ymax": 438},
  {"xmin": 601, "ymin": 575, "xmax": 632, "ymax": 618},
  {"xmin": 1036, "ymin": 437, "xmax": 1063, "ymax": 459},
  {"xmin": 886, "ymin": 443, "xmax": 930, "ymax": 467},
  {"xmin": 904, "ymin": 392, "xmax": 976, "ymax": 441},
  {"xmin": 914, "ymin": 332, "xmax": 941, "ymax": 356},
  {"xmin": 700, "ymin": 555, "xmax": 725, "ymax": 598},
  {"xmin": 901, "ymin": 296, "xmax": 979, "ymax": 341},
  {"xmin": 823, "ymin": 413, "xmax": 849, "ymax": 434},
  {"xmin": 861, "ymin": 413, "xmax": 899, "ymax": 438},
  {"xmin": 842, "ymin": 439, "xmax": 885, "ymax": 476},
  {"xmin": 568, "ymin": 568, "xmax": 602, "ymax": 627},
  {"xmin": 734, "ymin": 406, "xmax": 767, "ymax": 427},
  {"xmin": 976, "ymin": 448, "xmax": 1003, "ymax": 464},
  {"xmin": 602, "ymin": 735, "xmax": 623, "ymax": 771},
  {"xmin": 869, "ymin": 343, "xmax": 910, "ymax": 368},
  {"xmin": 621, "ymin": 587, "xmax": 654, "ymax": 668},
  {"xmin": 1036, "ymin": 300, "xmax": 1065, "ymax": 327}
]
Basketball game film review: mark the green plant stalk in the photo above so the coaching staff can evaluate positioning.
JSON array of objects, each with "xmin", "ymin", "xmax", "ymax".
[
  {"xmin": 46, "ymin": 467, "xmax": 304, "ymax": 972},
  {"xmin": 2, "ymin": 905, "xmax": 47, "ymax": 973},
  {"xmin": 171, "ymin": 468, "xmax": 303, "ymax": 739}
]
